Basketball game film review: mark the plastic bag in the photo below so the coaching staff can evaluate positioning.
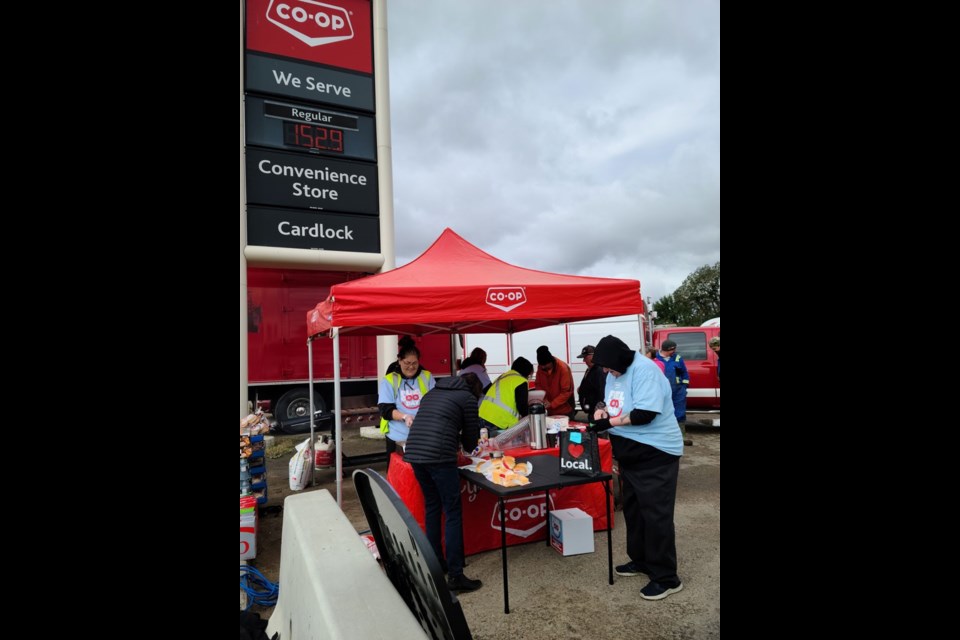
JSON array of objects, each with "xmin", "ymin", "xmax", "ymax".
[
  {"xmin": 488, "ymin": 416, "xmax": 532, "ymax": 451},
  {"xmin": 288, "ymin": 437, "xmax": 313, "ymax": 491}
]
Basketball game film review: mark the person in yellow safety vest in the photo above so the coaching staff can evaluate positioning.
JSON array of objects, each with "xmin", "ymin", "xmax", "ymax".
[
  {"xmin": 479, "ymin": 357, "xmax": 534, "ymax": 433},
  {"xmin": 378, "ymin": 339, "xmax": 435, "ymax": 469}
]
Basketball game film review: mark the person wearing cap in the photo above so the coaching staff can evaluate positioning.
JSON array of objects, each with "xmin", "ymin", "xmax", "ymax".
[
  {"xmin": 535, "ymin": 345, "xmax": 576, "ymax": 418},
  {"xmin": 577, "ymin": 345, "xmax": 606, "ymax": 420},
  {"xmin": 588, "ymin": 334, "xmax": 684, "ymax": 601},
  {"xmin": 708, "ymin": 336, "xmax": 720, "ymax": 378},
  {"xmin": 656, "ymin": 340, "xmax": 692, "ymax": 446}
]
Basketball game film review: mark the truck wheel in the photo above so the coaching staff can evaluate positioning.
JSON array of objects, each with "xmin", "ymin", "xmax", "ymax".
[{"xmin": 275, "ymin": 387, "xmax": 328, "ymax": 430}]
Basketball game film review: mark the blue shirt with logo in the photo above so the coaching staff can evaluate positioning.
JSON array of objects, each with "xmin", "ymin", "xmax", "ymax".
[{"xmin": 605, "ymin": 353, "xmax": 683, "ymax": 456}]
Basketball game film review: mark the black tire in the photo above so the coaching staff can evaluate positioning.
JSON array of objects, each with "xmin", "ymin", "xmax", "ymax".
[{"xmin": 275, "ymin": 387, "xmax": 328, "ymax": 431}]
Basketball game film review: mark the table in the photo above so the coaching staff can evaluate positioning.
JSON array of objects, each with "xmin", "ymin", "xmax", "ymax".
[
  {"xmin": 460, "ymin": 463, "xmax": 613, "ymax": 614},
  {"xmin": 386, "ymin": 440, "xmax": 614, "ymax": 555}
]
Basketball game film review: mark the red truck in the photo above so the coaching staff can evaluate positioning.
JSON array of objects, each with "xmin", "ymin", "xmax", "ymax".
[
  {"xmin": 246, "ymin": 267, "xmax": 454, "ymax": 429},
  {"xmin": 651, "ymin": 325, "xmax": 721, "ymax": 409}
]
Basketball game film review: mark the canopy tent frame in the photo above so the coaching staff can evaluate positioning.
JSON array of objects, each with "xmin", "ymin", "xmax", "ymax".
[{"xmin": 304, "ymin": 229, "xmax": 644, "ymax": 505}]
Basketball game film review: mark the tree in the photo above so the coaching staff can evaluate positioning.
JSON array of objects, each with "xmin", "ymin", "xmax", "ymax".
[{"xmin": 654, "ymin": 262, "xmax": 720, "ymax": 326}]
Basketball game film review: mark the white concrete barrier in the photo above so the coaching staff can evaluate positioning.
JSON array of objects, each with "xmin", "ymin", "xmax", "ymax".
[{"xmin": 266, "ymin": 490, "xmax": 426, "ymax": 640}]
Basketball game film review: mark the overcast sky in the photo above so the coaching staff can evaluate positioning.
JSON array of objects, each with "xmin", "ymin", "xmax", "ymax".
[{"xmin": 384, "ymin": 0, "xmax": 719, "ymax": 303}]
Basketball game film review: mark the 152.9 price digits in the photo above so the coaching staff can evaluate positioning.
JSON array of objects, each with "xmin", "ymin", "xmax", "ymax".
[{"xmin": 282, "ymin": 121, "xmax": 344, "ymax": 154}]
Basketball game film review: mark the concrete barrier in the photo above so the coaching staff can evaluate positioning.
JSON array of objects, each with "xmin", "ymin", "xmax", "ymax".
[{"xmin": 266, "ymin": 490, "xmax": 426, "ymax": 640}]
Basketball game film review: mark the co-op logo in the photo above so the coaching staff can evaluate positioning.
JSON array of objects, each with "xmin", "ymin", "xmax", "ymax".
[
  {"xmin": 266, "ymin": 0, "xmax": 355, "ymax": 47},
  {"xmin": 490, "ymin": 493, "xmax": 556, "ymax": 538},
  {"xmin": 485, "ymin": 287, "xmax": 527, "ymax": 312}
]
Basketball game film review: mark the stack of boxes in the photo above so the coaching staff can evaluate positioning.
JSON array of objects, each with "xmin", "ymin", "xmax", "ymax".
[
  {"xmin": 241, "ymin": 434, "xmax": 268, "ymax": 505},
  {"xmin": 240, "ymin": 428, "xmax": 267, "ymax": 560}
]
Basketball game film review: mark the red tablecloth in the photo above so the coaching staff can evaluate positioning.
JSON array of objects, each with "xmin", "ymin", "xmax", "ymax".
[{"xmin": 387, "ymin": 440, "xmax": 614, "ymax": 555}]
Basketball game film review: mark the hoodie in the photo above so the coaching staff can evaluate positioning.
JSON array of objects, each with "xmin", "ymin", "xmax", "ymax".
[
  {"xmin": 591, "ymin": 335, "xmax": 636, "ymax": 374},
  {"xmin": 403, "ymin": 375, "xmax": 481, "ymax": 465}
]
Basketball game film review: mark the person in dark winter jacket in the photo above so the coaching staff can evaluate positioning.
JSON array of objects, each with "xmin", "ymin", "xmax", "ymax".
[
  {"xmin": 403, "ymin": 373, "xmax": 484, "ymax": 593},
  {"xmin": 589, "ymin": 335, "xmax": 685, "ymax": 601},
  {"xmin": 576, "ymin": 345, "xmax": 606, "ymax": 418}
]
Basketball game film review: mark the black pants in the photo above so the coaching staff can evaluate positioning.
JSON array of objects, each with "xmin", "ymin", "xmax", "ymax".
[{"xmin": 620, "ymin": 456, "xmax": 681, "ymax": 587}]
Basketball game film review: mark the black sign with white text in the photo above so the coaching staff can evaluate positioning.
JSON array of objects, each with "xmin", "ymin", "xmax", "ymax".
[
  {"xmin": 246, "ymin": 148, "xmax": 379, "ymax": 214},
  {"xmin": 246, "ymin": 52, "xmax": 374, "ymax": 112},
  {"xmin": 247, "ymin": 206, "xmax": 380, "ymax": 253}
]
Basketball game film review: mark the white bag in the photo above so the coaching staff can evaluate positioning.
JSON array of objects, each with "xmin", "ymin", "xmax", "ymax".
[{"xmin": 288, "ymin": 438, "xmax": 313, "ymax": 491}]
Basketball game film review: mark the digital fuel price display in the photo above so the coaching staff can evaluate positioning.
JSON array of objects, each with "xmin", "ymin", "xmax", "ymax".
[
  {"xmin": 245, "ymin": 96, "xmax": 376, "ymax": 162},
  {"xmin": 282, "ymin": 121, "xmax": 344, "ymax": 153}
]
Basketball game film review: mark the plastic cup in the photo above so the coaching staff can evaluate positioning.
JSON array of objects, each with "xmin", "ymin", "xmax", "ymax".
[{"xmin": 546, "ymin": 428, "xmax": 559, "ymax": 448}]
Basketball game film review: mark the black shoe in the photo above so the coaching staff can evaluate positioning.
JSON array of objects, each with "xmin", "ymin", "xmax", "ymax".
[
  {"xmin": 615, "ymin": 561, "xmax": 649, "ymax": 577},
  {"xmin": 684, "ymin": 439, "xmax": 693, "ymax": 446},
  {"xmin": 640, "ymin": 580, "xmax": 683, "ymax": 600},
  {"xmin": 446, "ymin": 574, "xmax": 482, "ymax": 592}
]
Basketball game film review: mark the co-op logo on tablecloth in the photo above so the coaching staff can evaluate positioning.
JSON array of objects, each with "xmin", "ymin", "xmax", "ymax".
[
  {"xmin": 266, "ymin": 0, "xmax": 355, "ymax": 46},
  {"xmin": 485, "ymin": 287, "xmax": 527, "ymax": 312},
  {"xmin": 490, "ymin": 493, "xmax": 556, "ymax": 537}
]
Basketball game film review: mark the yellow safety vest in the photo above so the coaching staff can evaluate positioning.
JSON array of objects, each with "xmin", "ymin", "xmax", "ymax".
[
  {"xmin": 379, "ymin": 370, "xmax": 432, "ymax": 434},
  {"xmin": 479, "ymin": 370, "xmax": 526, "ymax": 429}
]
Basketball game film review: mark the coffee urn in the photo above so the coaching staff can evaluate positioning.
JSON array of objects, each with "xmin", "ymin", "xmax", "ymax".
[{"xmin": 528, "ymin": 402, "xmax": 548, "ymax": 449}]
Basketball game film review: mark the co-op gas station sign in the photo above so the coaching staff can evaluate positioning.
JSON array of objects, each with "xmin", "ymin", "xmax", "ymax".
[
  {"xmin": 246, "ymin": 0, "xmax": 374, "ymax": 112},
  {"xmin": 245, "ymin": 0, "xmax": 379, "ymax": 252}
]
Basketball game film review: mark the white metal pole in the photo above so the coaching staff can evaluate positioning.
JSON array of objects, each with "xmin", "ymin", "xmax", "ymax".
[
  {"xmin": 239, "ymin": 0, "xmax": 249, "ymax": 420},
  {"xmin": 333, "ymin": 328, "xmax": 343, "ymax": 506},
  {"xmin": 308, "ymin": 337, "xmax": 316, "ymax": 487}
]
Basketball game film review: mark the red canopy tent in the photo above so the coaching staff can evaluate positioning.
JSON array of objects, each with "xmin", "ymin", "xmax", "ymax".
[{"xmin": 305, "ymin": 228, "xmax": 644, "ymax": 503}]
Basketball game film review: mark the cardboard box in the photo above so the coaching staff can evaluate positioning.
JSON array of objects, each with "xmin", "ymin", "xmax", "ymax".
[{"xmin": 549, "ymin": 508, "xmax": 594, "ymax": 556}]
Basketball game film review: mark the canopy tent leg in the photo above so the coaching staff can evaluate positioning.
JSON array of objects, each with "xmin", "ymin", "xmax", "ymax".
[
  {"xmin": 308, "ymin": 337, "xmax": 316, "ymax": 487},
  {"xmin": 333, "ymin": 329, "xmax": 342, "ymax": 506}
]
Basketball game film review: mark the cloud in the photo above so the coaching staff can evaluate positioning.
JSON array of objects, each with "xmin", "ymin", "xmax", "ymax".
[{"xmin": 387, "ymin": 0, "xmax": 720, "ymax": 302}]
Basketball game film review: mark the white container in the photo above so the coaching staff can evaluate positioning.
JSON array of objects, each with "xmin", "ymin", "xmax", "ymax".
[
  {"xmin": 546, "ymin": 416, "xmax": 568, "ymax": 430},
  {"xmin": 528, "ymin": 389, "xmax": 547, "ymax": 405},
  {"xmin": 549, "ymin": 508, "xmax": 594, "ymax": 556}
]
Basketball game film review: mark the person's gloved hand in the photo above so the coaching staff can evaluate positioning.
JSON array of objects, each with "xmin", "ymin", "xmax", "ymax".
[{"xmin": 589, "ymin": 418, "xmax": 612, "ymax": 433}]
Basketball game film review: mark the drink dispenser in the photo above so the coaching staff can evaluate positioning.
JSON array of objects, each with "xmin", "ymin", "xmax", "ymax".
[{"xmin": 528, "ymin": 402, "xmax": 548, "ymax": 449}]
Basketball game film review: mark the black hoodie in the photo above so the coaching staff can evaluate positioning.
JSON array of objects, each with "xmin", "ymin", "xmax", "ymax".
[
  {"xmin": 591, "ymin": 335, "xmax": 636, "ymax": 375},
  {"xmin": 403, "ymin": 375, "xmax": 480, "ymax": 465}
]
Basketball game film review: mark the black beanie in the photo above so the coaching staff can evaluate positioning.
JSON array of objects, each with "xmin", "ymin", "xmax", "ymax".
[
  {"xmin": 536, "ymin": 345, "xmax": 553, "ymax": 365},
  {"xmin": 512, "ymin": 357, "xmax": 533, "ymax": 378}
]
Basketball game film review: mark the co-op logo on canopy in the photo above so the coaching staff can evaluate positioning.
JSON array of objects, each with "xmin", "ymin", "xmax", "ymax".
[
  {"xmin": 267, "ymin": 0, "xmax": 354, "ymax": 47},
  {"xmin": 486, "ymin": 287, "xmax": 527, "ymax": 312}
]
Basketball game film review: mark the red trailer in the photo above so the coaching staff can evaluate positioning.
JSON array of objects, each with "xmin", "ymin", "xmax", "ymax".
[{"xmin": 247, "ymin": 267, "xmax": 452, "ymax": 429}]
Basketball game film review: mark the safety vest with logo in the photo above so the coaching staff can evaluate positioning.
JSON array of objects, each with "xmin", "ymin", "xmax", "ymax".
[
  {"xmin": 379, "ymin": 370, "xmax": 433, "ymax": 434},
  {"xmin": 479, "ymin": 370, "xmax": 526, "ymax": 429}
]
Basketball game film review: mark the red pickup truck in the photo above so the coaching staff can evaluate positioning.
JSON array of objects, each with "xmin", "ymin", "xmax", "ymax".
[{"xmin": 652, "ymin": 326, "xmax": 720, "ymax": 409}]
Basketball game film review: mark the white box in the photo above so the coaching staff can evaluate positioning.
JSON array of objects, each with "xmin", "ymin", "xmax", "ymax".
[{"xmin": 549, "ymin": 508, "xmax": 594, "ymax": 556}]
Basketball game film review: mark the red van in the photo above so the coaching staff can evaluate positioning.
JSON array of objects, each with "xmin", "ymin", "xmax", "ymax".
[{"xmin": 652, "ymin": 326, "xmax": 720, "ymax": 409}]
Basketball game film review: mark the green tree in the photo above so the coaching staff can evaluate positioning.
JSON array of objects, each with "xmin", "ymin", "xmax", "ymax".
[{"xmin": 654, "ymin": 262, "xmax": 720, "ymax": 326}]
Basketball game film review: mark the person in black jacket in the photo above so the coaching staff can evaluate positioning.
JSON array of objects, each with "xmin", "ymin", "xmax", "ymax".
[
  {"xmin": 576, "ymin": 345, "xmax": 606, "ymax": 418},
  {"xmin": 403, "ymin": 373, "xmax": 484, "ymax": 593}
]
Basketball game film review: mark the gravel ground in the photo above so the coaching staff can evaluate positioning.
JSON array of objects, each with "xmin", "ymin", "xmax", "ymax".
[{"xmin": 248, "ymin": 414, "xmax": 720, "ymax": 639}]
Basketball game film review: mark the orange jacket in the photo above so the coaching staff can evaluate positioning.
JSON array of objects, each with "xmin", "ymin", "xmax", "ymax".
[{"xmin": 536, "ymin": 357, "xmax": 575, "ymax": 416}]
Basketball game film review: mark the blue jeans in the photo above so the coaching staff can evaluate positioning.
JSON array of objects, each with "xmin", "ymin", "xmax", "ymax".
[{"xmin": 411, "ymin": 463, "xmax": 465, "ymax": 577}]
